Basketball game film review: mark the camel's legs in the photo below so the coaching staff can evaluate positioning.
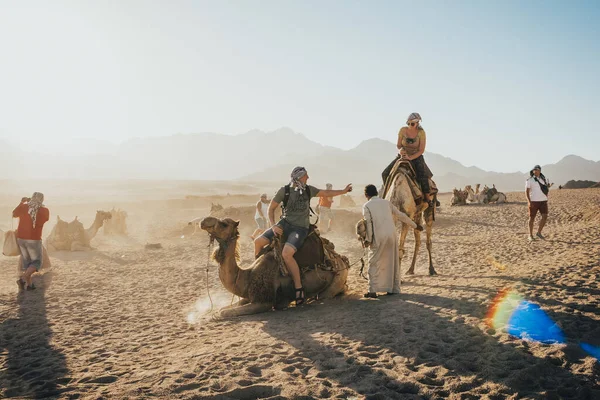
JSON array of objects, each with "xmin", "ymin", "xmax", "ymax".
[
  {"xmin": 424, "ymin": 200, "xmax": 437, "ymax": 275},
  {"xmin": 317, "ymin": 269, "xmax": 347, "ymax": 299},
  {"xmin": 426, "ymin": 217, "xmax": 437, "ymax": 276},
  {"xmin": 399, "ymin": 224, "xmax": 413, "ymax": 275},
  {"xmin": 219, "ymin": 302, "xmax": 273, "ymax": 318},
  {"xmin": 71, "ymin": 242, "xmax": 92, "ymax": 251},
  {"xmin": 410, "ymin": 223, "xmax": 421, "ymax": 274}
]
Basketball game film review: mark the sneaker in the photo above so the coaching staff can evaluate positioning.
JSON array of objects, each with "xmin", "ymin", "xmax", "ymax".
[
  {"xmin": 536, "ymin": 232, "xmax": 545, "ymax": 240},
  {"xmin": 16, "ymin": 279, "xmax": 25, "ymax": 291},
  {"xmin": 363, "ymin": 292, "xmax": 378, "ymax": 299},
  {"xmin": 528, "ymin": 235, "xmax": 536, "ymax": 242},
  {"xmin": 26, "ymin": 283, "xmax": 36, "ymax": 291}
]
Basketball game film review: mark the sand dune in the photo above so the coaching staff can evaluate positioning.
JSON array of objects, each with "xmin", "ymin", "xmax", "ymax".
[{"xmin": 0, "ymin": 187, "xmax": 598, "ymax": 399}]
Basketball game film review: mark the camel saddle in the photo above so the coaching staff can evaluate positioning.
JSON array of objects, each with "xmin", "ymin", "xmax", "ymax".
[
  {"xmin": 382, "ymin": 158, "xmax": 438, "ymax": 203},
  {"xmin": 484, "ymin": 187, "xmax": 498, "ymax": 203},
  {"xmin": 270, "ymin": 226, "xmax": 343, "ymax": 277}
]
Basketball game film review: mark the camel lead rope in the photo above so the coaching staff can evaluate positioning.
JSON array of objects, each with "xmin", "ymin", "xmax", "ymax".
[
  {"xmin": 206, "ymin": 234, "xmax": 215, "ymax": 312},
  {"xmin": 358, "ymin": 246, "xmax": 369, "ymax": 281}
]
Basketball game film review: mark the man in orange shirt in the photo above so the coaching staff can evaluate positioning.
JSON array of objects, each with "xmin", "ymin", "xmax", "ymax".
[
  {"xmin": 318, "ymin": 183, "xmax": 335, "ymax": 233},
  {"xmin": 12, "ymin": 192, "xmax": 50, "ymax": 291}
]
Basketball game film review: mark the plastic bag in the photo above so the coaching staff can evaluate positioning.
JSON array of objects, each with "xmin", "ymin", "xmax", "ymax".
[{"xmin": 2, "ymin": 230, "xmax": 20, "ymax": 257}]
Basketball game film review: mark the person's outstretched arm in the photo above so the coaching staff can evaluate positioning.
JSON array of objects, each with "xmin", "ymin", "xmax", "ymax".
[
  {"xmin": 315, "ymin": 184, "xmax": 352, "ymax": 197},
  {"xmin": 390, "ymin": 203, "xmax": 417, "ymax": 229}
]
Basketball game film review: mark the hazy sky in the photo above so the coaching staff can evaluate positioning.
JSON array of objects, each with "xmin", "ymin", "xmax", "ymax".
[{"xmin": 1, "ymin": 1, "xmax": 598, "ymax": 172}]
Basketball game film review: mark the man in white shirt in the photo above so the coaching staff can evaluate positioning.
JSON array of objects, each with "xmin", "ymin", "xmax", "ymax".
[{"xmin": 525, "ymin": 165, "xmax": 550, "ymax": 241}]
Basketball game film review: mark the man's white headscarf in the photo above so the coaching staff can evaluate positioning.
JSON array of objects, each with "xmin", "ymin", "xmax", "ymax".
[
  {"xmin": 28, "ymin": 192, "xmax": 44, "ymax": 228},
  {"xmin": 290, "ymin": 167, "xmax": 308, "ymax": 194}
]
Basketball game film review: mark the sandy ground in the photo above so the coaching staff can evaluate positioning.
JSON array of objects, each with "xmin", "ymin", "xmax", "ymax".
[{"xmin": 0, "ymin": 183, "xmax": 598, "ymax": 399}]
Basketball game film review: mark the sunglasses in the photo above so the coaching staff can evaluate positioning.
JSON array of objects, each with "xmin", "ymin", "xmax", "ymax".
[{"xmin": 408, "ymin": 122, "xmax": 418, "ymax": 127}]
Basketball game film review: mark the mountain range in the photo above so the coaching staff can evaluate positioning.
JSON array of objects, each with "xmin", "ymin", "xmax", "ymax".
[{"xmin": 1, "ymin": 128, "xmax": 598, "ymax": 192}]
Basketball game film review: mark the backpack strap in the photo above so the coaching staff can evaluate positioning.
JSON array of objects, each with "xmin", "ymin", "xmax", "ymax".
[{"xmin": 282, "ymin": 185, "xmax": 291, "ymax": 211}]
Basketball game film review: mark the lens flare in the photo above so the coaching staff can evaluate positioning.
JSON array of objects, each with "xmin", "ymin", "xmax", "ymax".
[
  {"xmin": 581, "ymin": 343, "xmax": 600, "ymax": 363},
  {"xmin": 486, "ymin": 289, "xmax": 565, "ymax": 344}
]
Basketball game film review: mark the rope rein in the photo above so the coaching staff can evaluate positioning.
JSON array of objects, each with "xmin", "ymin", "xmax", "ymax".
[{"xmin": 205, "ymin": 234, "xmax": 215, "ymax": 312}]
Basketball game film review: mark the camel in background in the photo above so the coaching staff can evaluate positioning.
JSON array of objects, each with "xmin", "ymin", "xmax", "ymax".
[{"xmin": 46, "ymin": 211, "xmax": 112, "ymax": 251}]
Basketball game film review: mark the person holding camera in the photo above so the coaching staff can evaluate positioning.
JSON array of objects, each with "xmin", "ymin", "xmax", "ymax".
[
  {"xmin": 526, "ymin": 165, "xmax": 550, "ymax": 242},
  {"xmin": 12, "ymin": 192, "xmax": 50, "ymax": 290}
]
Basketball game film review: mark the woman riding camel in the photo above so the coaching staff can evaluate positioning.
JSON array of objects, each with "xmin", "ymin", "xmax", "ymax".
[{"xmin": 382, "ymin": 112, "xmax": 434, "ymax": 207}]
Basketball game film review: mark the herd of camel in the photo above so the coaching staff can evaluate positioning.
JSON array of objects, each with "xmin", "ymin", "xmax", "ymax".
[{"xmin": 451, "ymin": 184, "xmax": 507, "ymax": 206}]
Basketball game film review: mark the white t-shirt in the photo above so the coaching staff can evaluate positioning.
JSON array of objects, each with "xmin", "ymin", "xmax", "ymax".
[
  {"xmin": 526, "ymin": 176, "xmax": 549, "ymax": 202},
  {"xmin": 255, "ymin": 201, "xmax": 269, "ymax": 219}
]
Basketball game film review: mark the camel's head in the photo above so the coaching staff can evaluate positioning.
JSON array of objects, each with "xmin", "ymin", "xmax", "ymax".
[
  {"xmin": 200, "ymin": 217, "xmax": 239, "ymax": 241},
  {"xmin": 465, "ymin": 185, "xmax": 472, "ymax": 192},
  {"xmin": 210, "ymin": 203, "xmax": 224, "ymax": 213},
  {"xmin": 94, "ymin": 210, "xmax": 113, "ymax": 226}
]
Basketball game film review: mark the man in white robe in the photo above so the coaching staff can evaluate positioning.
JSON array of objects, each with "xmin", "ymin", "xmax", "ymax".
[{"xmin": 362, "ymin": 185, "xmax": 423, "ymax": 298}]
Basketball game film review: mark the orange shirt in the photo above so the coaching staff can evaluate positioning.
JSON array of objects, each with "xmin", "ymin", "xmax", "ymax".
[
  {"xmin": 319, "ymin": 197, "xmax": 333, "ymax": 208},
  {"xmin": 12, "ymin": 203, "xmax": 50, "ymax": 240}
]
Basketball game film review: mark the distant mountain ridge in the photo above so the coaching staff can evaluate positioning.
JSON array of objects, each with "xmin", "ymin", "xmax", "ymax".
[{"xmin": 1, "ymin": 129, "xmax": 598, "ymax": 192}]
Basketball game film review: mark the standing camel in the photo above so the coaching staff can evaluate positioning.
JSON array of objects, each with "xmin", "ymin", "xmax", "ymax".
[{"xmin": 384, "ymin": 162, "xmax": 437, "ymax": 275}]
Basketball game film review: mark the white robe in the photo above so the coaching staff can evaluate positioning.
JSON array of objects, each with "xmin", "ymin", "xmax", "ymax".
[{"xmin": 363, "ymin": 197, "xmax": 416, "ymax": 294}]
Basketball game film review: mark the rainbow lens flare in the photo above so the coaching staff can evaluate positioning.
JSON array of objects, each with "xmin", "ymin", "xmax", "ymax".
[
  {"xmin": 486, "ymin": 289, "xmax": 565, "ymax": 344},
  {"xmin": 581, "ymin": 343, "xmax": 600, "ymax": 362}
]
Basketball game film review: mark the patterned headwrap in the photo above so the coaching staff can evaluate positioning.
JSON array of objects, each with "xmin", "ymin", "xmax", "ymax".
[
  {"xmin": 407, "ymin": 112, "xmax": 422, "ymax": 124},
  {"xmin": 28, "ymin": 192, "xmax": 45, "ymax": 229},
  {"xmin": 290, "ymin": 167, "xmax": 308, "ymax": 194}
]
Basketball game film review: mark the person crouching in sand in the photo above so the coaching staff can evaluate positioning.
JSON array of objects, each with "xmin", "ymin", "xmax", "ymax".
[{"xmin": 12, "ymin": 192, "xmax": 50, "ymax": 291}]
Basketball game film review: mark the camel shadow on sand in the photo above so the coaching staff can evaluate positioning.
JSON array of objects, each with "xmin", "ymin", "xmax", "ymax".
[
  {"xmin": 0, "ymin": 272, "xmax": 71, "ymax": 398},
  {"xmin": 243, "ymin": 293, "xmax": 598, "ymax": 399}
]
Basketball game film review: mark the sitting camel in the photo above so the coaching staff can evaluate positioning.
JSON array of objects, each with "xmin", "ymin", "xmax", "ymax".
[
  {"xmin": 210, "ymin": 203, "xmax": 224, "ymax": 213},
  {"xmin": 339, "ymin": 194, "xmax": 356, "ymax": 208},
  {"xmin": 46, "ymin": 211, "xmax": 112, "ymax": 251},
  {"xmin": 451, "ymin": 188, "xmax": 469, "ymax": 206},
  {"xmin": 482, "ymin": 185, "xmax": 507, "ymax": 204},
  {"xmin": 200, "ymin": 216, "xmax": 350, "ymax": 317},
  {"xmin": 104, "ymin": 208, "xmax": 128, "ymax": 235},
  {"xmin": 465, "ymin": 185, "xmax": 485, "ymax": 204}
]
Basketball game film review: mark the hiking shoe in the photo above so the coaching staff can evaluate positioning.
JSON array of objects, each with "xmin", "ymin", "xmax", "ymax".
[
  {"xmin": 26, "ymin": 284, "xmax": 36, "ymax": 291},
  {"xmin": 16, "ymin": 279, "xmax": 25, "ymax": 291},
  {"xmin": 536, "ymin": 232, "xmax": 545, "ymax": 240},
  {"xmin": 528, "ymin": 235, "xmax": 536, "ymax": 242},
  {"xmin": 363, "ymin": 292, "xmax": 378, "ymax": 299}
]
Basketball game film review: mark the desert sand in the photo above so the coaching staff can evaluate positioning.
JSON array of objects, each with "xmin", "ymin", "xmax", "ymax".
[{"xmin": 0, "ymin": 183, "xmax": 598, "ymax": 399}]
